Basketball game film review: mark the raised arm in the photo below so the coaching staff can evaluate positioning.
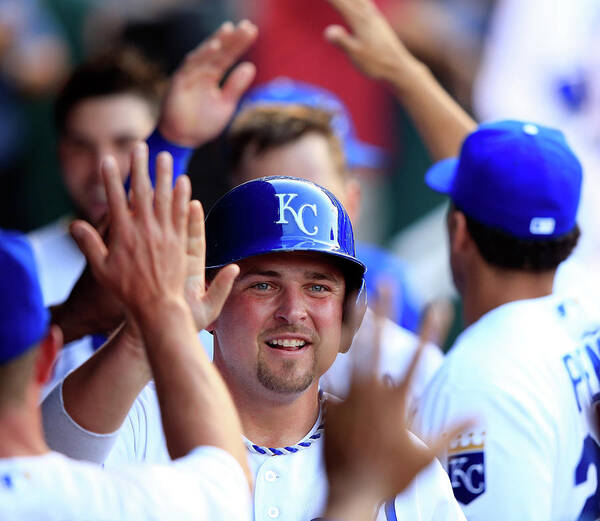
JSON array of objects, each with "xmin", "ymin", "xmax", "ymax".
[
  {"xmin": 71, "ymin": 143, "xmax": 248, "ymax": 479},
  {"xmin": 135, "ymin": 20, "xmax": 257, "ymax": 190},
  {"xmin": 324, "ymin": 0, "xmax": 476, "ymax": 160},
  {"xmin": 323, "ymin": 301, "xmax": 469, "ymax": 520},
  {"xmin": 157, "ymin": 20, "xmax": 258, "ymax": 148}
]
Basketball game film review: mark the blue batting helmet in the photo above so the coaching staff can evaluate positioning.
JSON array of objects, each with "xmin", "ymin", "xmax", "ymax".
[{"xmin": 205, "ymin": 176, "xmax": 367, "ymax": 349}]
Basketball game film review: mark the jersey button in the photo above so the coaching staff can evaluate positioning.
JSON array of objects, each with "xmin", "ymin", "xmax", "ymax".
[
  {"xmin": 265, "ymin": 470, "xmax": 278, "ymax": 482},
  {"xmin": 268, "ymin": 506, "xmax": 280, "ymax": 518}
]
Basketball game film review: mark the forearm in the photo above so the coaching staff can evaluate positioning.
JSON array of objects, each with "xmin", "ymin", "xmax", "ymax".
[
  {"xmin": 61, "ymin": 321, "xmax": 151, "ymax": 433},
  {"xmin": 135, "ymin": 299, "xmax": 249, "ymax": 482},
  {"xmin": 387, "ymin": 57, "xmax": 476, "ymax": 161},
  {"xmin": 42, "ymin": 382, "xmax": 121, "ymax": 463},
  {"xmin": 323, "ymin": 484, "xmax": 379, "ymax": 521}
]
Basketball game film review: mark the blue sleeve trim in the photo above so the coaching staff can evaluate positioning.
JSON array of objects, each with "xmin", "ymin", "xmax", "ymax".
[
  {"xmin": 124, "ymin": 129, "xmax": 194, "ymax": 190},
  {"xmin": 384, "ymin": 498, "xmax": 398, "ymax": 521}
]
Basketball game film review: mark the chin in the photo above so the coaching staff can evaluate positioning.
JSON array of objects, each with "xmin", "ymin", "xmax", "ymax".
[{"xmin": 257, "ymin": 365, "xmax": 315, "ymax": 394}]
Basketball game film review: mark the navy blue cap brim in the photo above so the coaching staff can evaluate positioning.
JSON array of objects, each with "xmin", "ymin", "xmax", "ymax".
[{"xmin": 425, "ymin": 157, "xmax": 459, "ymax": 195}]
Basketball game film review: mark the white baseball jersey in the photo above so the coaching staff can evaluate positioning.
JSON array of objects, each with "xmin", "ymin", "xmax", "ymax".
[
  {"xmin": 27, "ymin": 217, "xmax": 85, "ymax": 307},
  {"xmin": 321, "ymin": 308, "xmax": 443, "ymax": 404},
  {"xmin": 411, "ymin": 295, "xmax": 600, "ymax": 520},
  {"xmin": 0, "ymin": 446, "xmax": 251, "ymax": 521},
  {"xmin": 43, "ymin": 386, "xmax": 465, "ymax": 521}
]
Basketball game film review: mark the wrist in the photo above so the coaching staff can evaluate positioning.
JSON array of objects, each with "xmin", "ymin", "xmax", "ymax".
[
  {"xmin": 323, "ymin": 484, "xmax": 380, "ymax": 521},
  {"xmin": 123, "ymin": 128, "xmax": 193, "ymax": 191},
  {"xmin": 388, "ymin": 57, "xmax": 430, "ymax": 97},
  {"xmin": 132, "ymin": 296, "xmax": 192, "ymax": 334},
  {"xmin": 156, "ymin": 117, "xmax": 202, "ymax": 148}
]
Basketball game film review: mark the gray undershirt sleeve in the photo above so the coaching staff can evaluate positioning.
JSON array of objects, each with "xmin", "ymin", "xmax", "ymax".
[{"xmin": 41, "ymin": 380, "xmax": 120, "ymax": 464}]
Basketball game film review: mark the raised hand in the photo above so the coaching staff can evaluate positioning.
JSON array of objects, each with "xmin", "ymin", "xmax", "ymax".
[
  {"xmin": 69, "ymin": 144, "xmax": 191, "ymax": 319},
  {"xmin": 50, "ymin": 262, "xmax": 125, "ymax": 344},
  {"xmin": 158, "ymin": 20, "xmax": 258, "ymax": 147},
  {"xmin": 323, "ymin": 297, "xmax": 470, "ymax": 520},
  {"xmin": 184, "ymin": 198, "xmax": 240, "ymax": 331},
  {"xmin": 324, "ymin": 0, "xmax": 476, "ymax": 161},
  {"xmin": 324, "ymin": 0, "xmax": 419, "ymax": 84}
]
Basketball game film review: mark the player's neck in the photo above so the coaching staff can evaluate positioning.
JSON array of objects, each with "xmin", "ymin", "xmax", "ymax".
[
  {"xmin": 0, "ymin": 405, "xmax": 48, "ymax": 458},
  {"xmin": 228, "ymin": 379, "xmax": 321, "ymax": 448},
  {"xmin": 462, "ymin": 266, "xmax": 556, "ymax": 326}
]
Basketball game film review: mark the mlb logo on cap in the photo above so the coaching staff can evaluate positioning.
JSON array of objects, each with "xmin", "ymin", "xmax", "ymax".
[{"xmin": 425, "ymin": 120, "xmax": 582, "ymax": 239}]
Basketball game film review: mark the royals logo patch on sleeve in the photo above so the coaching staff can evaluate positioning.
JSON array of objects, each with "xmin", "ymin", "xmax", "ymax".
[{"xmin": 447, "ymin": 430, "xmax": 486, "ymax": 505}]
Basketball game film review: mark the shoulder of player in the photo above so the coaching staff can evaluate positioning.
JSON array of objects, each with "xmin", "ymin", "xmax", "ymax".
[
  {"xmin": 448, "ymin": 296, "xmax": 570, "ymax": 360},
  {"xmin": 388, "ymin": 442, "xmax": 465, "ymax": 520},
  {"xmin": 26, "ymin": 216, "xmax": 74, "ymax": 251}
]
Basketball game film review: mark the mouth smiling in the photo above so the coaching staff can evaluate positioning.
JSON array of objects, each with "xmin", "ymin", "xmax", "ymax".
[{"xmin": 265, "ymin": 337, "xmax": 310, "ymax": 352}]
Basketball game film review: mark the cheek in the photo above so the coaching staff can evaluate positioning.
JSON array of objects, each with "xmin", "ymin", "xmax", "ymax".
[
  {"xmin": 115, "ymin": 151, "xmax": 134, "ymax": 181},
  {"xmin": 61, "ymin": 157, "xmax": 94, "ymax": 190},
  {"xmin": 313, "ymin": 299, "xmax": 344, "ymax": 366},
  {"xmin": 215, "ymin": 294, "xmax": 263, "ymax": 344}
]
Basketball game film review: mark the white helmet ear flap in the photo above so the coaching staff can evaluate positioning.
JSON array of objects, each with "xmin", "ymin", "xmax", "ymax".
[{"xmin": 340, "ymin": 281, "xmax": 367, "ymax": 353}]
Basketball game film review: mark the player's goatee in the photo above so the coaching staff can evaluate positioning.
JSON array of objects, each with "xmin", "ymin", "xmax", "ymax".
[{"xmin": 257, "ymin": 355, "xmax": 317, "ymax": 393}]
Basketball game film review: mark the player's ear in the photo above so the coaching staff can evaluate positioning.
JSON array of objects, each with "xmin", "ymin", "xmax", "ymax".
[
  {"xmin": 448, "ymin": 209, "xmax": 470, "ymax": 255},
  {"xmin": 34, "ymin": 324, "xmax": 63, "ymax": 385}
]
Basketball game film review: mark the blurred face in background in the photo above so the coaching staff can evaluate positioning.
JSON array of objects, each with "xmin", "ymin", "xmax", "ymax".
[
  {"xmin": 58, "ymin": 93, "xmax": 155, "ymax": 224},
  {"xmin": 235, "ymin": 131, "xmax": 361, "ymax": 222}
]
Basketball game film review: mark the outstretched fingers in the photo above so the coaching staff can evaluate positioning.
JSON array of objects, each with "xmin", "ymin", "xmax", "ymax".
[
  {"xmin": 202, "ymin": 264, "xmax": 240, "ymax": 328},
  {"xmin": 101, "ymin": 156, "xmax": 129, "ymax": 227},
  {"xmin": 182, "ymin": 20, "xmax": 257, "ymax": 75},
  {"xmin": 154, "ymin": 152, "xmax": 174, "ymax": 226},
  {"xmin": 221, "ymin": 61, "xmax": 257, "ymax": 103},
  {"xmin": 70, "ymin": 220, "xmax": 109, "ymax": 280},
  {"xmin": 427, "ymin": 419, "xmax": 476, "ymax": 461},
  {"xmin": 129, "ymin": 143, "xmax": 153, "ymax": 221},
  {"xmin": 172, "ymin": 174, "xmax": 191, "ymax": 237},
  {"xmin": 324, "ymin": 24, "xmax": 362, "ymax": 56},
  {"xmin": 187, "ymin": 200, "xmax": 206, "ymax": 278},
  {"xmin": 394, "ymin": 304, "xmax": 438, "ymax": 405},
  {"xmin": 210, "ymin": 20, "xmax": 258, "ymax": 71}
]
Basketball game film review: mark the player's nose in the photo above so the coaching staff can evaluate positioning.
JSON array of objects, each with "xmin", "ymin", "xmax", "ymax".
[{"xmin": 274, "ymin": 287, "xmax": 308, "ymax": 324}]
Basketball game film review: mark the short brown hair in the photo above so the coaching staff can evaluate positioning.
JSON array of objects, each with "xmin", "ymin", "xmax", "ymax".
[
  {"xmin": 453, "ymin": 204, "xmax": 581, "ymax": 271},
  {"xmin": 55, "ymin": 48, "xmax": 166, "ymax": 135},
  {"xmin": 228, "ymin": 105, "xmax": 346, "ymax": 180}
]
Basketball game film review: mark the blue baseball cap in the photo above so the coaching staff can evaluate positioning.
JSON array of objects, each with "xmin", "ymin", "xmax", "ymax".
[
  {"xmin": 239, "ymin": 77, "xmax": 388, "ymax": 169},
  {"xmin": 0, "ymin": 230, "xmax": 49, "ymax": 364},
  {"xmin": 425, "ymin": 120, "xmax": 582, "ymax": 239}
]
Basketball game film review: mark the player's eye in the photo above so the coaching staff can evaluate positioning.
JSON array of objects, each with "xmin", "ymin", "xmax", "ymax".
[
  {"xmin": 251, "ymin": 282, "xmax": 272, "ymax": 291},
  {"xmin": 308, "ymin": 284, "xmax": 328, "ymax": 293}
]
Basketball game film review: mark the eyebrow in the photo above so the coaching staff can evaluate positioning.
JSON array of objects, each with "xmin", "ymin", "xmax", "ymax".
[
  {"xmin": 238, "ymin": 270, "xmax": 342, "ymax": 284},
  {"xmin": 303, "ymin": 271, "xmax": 342, "ymax": 284},
  {"xmin": 238, "ymin": 270, "xmax": 282, "ymax": 280}
]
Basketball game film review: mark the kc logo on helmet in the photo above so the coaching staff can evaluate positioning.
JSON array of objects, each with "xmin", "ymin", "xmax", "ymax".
[{"xmin": 275, "ymin": 193, "xmax": 318, "ymax": 236}]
